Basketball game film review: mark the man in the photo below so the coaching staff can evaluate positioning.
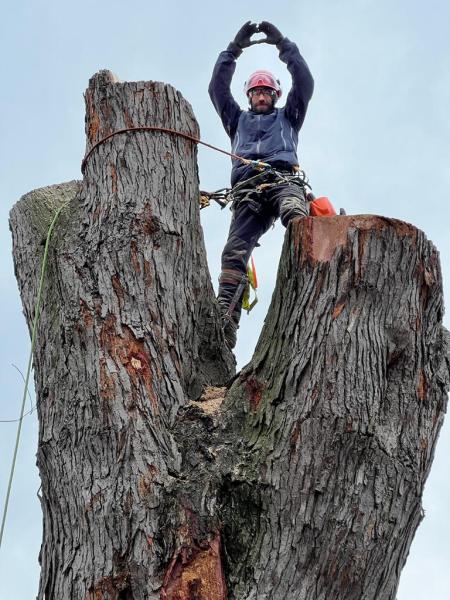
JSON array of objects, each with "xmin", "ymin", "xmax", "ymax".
[{"xmin": 209, "ymin": 21, "xmax": 314, "ymax": 349}]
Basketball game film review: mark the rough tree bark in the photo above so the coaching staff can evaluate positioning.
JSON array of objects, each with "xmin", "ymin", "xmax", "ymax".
[{"xmin": 10, "ymin": 72, "xmax": 449, "ymax": 600}]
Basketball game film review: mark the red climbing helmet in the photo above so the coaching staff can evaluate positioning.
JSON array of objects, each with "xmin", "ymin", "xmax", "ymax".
[{"xmin": 244, "ymin": 70, "xmax": 282, "ymax": 98}]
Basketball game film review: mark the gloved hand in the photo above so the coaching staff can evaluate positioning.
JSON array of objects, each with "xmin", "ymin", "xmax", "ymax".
[
  {"xmin": 258, "ymin": 21, "xmax": 284, "ymax": 46},
  {"xmin": 227, "ymin": 21, "xmax": 258, "ymax": 57},
  {"xmin": 234, "ymin": 21, "xmax": 259, "ymax": 48}
]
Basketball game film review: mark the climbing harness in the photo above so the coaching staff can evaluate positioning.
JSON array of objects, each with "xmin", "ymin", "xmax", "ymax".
[
  {"xmin": 0, "ymin": 201, "xmax": 68, "ymax": 551},
  {"xmin": 200, "ymin": 166, "xmax": 311, "ymax": 210}
]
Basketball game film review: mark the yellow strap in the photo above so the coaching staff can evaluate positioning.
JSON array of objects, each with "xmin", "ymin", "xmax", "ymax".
[
  {"xmin": 199, "ymin": 194, "xmax": 210, "ymax": 208},
  {"xmin": 242, "ymin": 290, "xmax": 258, "ymax": 313},
  {"xmin": 247, "ymin": 256, "xmax": 258, "ymax": 290},
  {"xmin": 242, "ymin": 256, "xmax": 258, "ymax": 314}
]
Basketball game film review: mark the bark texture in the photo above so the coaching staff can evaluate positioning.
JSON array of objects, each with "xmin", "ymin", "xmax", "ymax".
[
  {"xmin": 11, "ymin": 71, "xmax": 234, "ymax": 600},
  {"xmin": 10, "ymin": 72, "xmax": 449, "ymax": 600},
  {"xmin": 217, "ymin": 217, "xmax": 449, "ymax": 599}
]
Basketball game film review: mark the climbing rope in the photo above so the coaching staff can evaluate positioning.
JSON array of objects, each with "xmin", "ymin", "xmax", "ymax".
[
  {"xmin": 0, "ymin": 202, "xmax": 67, "ymax": 552},
  {"xmin": 80, "ymin": 123, "xmax": 312, "ymax": 212},
  {"xmin": 0, "ymin": 405, "xmax": 35, "ymax": 424},
  {"xmin": 0, "ymin": 365, "xmax": 34, "ymax": 423},
  {"xmin": 81, "ymin": 125, "xmax": 271, "ymax": 174}
]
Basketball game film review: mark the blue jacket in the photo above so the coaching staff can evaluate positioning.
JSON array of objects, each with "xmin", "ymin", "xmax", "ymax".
[{"xmin": 208, "ymin": 38, "xmax": 314, "ymax": 186}]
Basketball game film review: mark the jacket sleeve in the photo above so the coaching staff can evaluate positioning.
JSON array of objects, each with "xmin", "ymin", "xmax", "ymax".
[
  {"xmin": 208, "ymin": 50, "xmax": 242, "ymax": 138},
  {"xmin": 279, "ymin": 38, "xmax": 314, "ymax": 131}
]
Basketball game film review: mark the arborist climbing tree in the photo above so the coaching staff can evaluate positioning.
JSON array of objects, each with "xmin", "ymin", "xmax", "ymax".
[
  {"xmin": 209, "ymin": 21, "xmax": 314, "ymax": 348},
  {"xmin": 9, "ymin": 49, "xmax": 449, "ymax": 599}
]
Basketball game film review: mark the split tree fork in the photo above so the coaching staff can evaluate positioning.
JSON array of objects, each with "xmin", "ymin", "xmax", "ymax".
[
  {"xmin": 10, "ymin": 51, "xmax": 449, "ymax": 599},
  {"xmin": 208, "ymin": 21, "xmax": 314, "ymax": 348}
]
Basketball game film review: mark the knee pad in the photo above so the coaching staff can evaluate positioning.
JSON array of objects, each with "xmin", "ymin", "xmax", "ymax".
[
  {"xmin": 279, "ymin": 196, "xmax": 308, "ymax": 227},
  {"xmin": 221, "ymin": 236, "xmax": 250, "ymax": 271}
]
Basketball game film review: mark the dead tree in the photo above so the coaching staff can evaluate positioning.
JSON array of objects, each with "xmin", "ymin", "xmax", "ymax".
[{"xmin": 10, "ymin": 71, "xmax": 449, "ymax": 600}]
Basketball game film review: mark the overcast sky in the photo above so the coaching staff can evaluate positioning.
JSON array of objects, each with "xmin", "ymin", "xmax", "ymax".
[{"xmin": 1, "ymin": 1, "xmax": 449, "ymax": 598}]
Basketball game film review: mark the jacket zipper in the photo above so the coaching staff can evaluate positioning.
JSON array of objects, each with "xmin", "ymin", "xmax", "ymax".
[
  {"xmin": 280, "ymin": 118, "xmax": 287, "ymax": 152},
  {"xmin": 232, "ymin": 130, "xmax": 240, "ymax": 155},
  {"xmin": 256, "ymin": 115, "xmax": 261, "ymax": 154}
]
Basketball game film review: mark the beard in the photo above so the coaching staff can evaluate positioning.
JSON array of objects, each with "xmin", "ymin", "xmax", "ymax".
[{"xmin": 251, "ymin": 99, "xmax": 276, "ymax": 114}]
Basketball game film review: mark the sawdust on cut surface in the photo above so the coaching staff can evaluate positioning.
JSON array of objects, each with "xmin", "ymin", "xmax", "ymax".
[{"xmin": 189, "ymin": 386, "xmax": 227, "ymax": 414}]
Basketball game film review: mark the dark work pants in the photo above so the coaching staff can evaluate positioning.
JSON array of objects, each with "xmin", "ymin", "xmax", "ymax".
[{"xmin": 218, "ymin": 179, "xmax": 308, "ymax": 324}]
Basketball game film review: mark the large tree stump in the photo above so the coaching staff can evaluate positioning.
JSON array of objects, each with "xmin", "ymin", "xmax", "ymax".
[{"xmin": 10, "ymin": 72, "xmax": 449, "ymax": 600}]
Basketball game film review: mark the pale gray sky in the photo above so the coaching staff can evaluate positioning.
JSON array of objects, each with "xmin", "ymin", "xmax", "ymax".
[{"xmin": 1, "ymin": 1, "xmax": 449, "ymax": 598}]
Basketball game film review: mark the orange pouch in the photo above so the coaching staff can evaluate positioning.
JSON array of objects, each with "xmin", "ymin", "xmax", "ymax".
[{"xmin": 309, "ymin": 196, "xmax": 337, "ymax": 217}]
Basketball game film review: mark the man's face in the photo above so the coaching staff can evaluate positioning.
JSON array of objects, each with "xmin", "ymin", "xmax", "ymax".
[{"xmin": 248, "ymin": 87, "xmax": 277, "ymax": 114}]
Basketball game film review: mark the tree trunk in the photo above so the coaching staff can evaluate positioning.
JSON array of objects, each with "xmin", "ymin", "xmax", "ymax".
[{"xmin": 10, "ymin": 72, "xmax": 449, "ymax": 600}]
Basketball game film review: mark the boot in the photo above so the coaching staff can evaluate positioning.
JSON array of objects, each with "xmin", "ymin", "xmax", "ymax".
[
  {"xmin": 218, "ymin": 301, "xmax": 239, "ymax": 350},
  {"xmin": 217, "ymin": 270, "xmax": 247, "ymax": 350},
  {"xmin": 222, "ymin": 314, "xmax": 238, "ymax": 350}
]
